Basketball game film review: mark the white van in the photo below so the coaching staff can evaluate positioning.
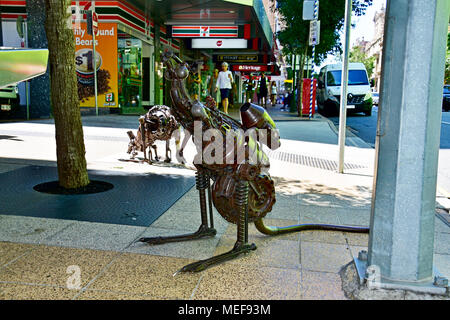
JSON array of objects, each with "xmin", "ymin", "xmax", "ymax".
[{"xmin": 317, "ymin": 62, "xmax": 373, "ymax": 116}]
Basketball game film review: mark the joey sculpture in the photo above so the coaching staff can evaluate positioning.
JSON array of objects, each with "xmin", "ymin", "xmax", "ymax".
[
  {"xmin": 127, "ymin": 105, "xmax": 183, "ymax": 163},
  {"xmin": 138, "ymin": 51, "xmax": 369, "ymax": 274}
]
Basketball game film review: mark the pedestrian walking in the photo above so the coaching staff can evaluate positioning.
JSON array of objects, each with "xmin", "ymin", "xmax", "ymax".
[
  {"xmin": 258, "ymin": 73, "xmax": 268, "ymax": 108},
  {"xmin": 208, "ymin": 68, "xmax": 220, "ymax": 107},
  {"xmin": 244, "ymin": 79, "xmax": 254, "ymax": 103},
  {"xmin": 215, "ymin": 62, "xmax": 234, "ymax": 114},
  {"xmin": 270, "ymin": 82, "xmax": 277, "ymax": 106}
]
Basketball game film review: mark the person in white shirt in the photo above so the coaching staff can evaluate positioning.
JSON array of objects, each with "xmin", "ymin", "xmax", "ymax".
[{"xmin": 214, "ymin": 62, "xmax": 234, "ymax": 114}]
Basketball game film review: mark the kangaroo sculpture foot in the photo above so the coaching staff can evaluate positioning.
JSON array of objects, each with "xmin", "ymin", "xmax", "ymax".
[
  {"xmin": 138, "ymin": 224, "xmax": 216, "ymax": 245},
  {"xmin": 174, "ymin": 242, "xmax": 257, "ymax": 274}
]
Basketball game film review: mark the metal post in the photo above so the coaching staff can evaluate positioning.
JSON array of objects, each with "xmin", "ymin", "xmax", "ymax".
[
  {"xmin": 308, "ymin": 0, "xmax": 318, "ymax": 119},
  {"xmin": 366, "ymin": 0, "xmax": 449, "ymax": 289},
  {"xmin": 337, "ymin": 0, "xmax": 352, "ymax": 173},
  {"xmin": 93, "ymin": 29, "xmax": 98, "ymax": 116}
]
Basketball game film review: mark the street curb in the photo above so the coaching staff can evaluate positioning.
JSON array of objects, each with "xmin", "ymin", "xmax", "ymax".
[{"xmin": 321, "ymin": 114, "xmax": 373, "ymax": 149}]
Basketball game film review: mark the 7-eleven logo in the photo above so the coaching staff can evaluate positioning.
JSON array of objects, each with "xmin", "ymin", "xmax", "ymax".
[{"xmin": 200, "ymin": 26, "xmax": 210, "ymax": 37}]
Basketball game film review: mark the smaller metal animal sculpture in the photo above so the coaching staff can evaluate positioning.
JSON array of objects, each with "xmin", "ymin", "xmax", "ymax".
[{"xmin": 127, "ymin": 105, "xmax": 180, "ymax": 163}]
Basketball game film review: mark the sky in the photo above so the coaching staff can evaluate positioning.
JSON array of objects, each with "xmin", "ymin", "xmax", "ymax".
[{"xmin": 318, "ymin": 0, "xmax": 386, "ymax": 68}]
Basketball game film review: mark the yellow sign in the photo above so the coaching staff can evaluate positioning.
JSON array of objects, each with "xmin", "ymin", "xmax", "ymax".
[{"xmin": 73, "ymin": 22, "xmax": 118, "ymax": 107}]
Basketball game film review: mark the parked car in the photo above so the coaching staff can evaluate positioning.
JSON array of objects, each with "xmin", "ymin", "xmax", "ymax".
[
  {"xmin": 372, "ymin": 92, "xmax": 379, "ymax": 106},
  {"xmin": 0, "ymin": 85, "xmax": 20, "ymax": 117},
  {"xmin": 316, "ymin": 62, "xmax": 373, "ymax": 116},
  {"xmin": 443, "ymin": 85, "xmax": 450, "ymax": 112}
]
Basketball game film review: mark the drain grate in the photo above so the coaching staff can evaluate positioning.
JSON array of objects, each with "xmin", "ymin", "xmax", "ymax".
[{"xmin": 266, "ymin": 150, "xmax": 366, "ymax": 171}]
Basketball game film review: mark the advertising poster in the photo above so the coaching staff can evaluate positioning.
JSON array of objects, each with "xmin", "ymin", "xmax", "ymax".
[{"xmin": 73, "ymin": 22, "xmax": 118, "ymax": 108}]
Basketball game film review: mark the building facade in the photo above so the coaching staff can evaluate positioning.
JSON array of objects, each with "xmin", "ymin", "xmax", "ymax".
[
  {"xmin": 0, "ymin": 0, "xmax": 278, "ymax": 118},
  {"xmin": 367, "ymin": 6, "xmax": 385, "ymax": 93}
]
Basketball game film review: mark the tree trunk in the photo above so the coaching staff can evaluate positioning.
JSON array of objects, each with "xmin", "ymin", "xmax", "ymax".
[{"xmin": 45, "ymin": 0, "xmax": 90, "ymax": 189}]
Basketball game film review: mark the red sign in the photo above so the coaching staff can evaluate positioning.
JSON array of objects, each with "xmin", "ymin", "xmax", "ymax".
[
  {"xmin": 232, "ymin": 65, "xmax": 268, "ymax": 72},
  {"xmin": 216, "ymin": 40, "xmax": 223, "ymax": 47},
  {"xmin": 92, "ymin": 12, "xmax": 99, "ymax": 35}
]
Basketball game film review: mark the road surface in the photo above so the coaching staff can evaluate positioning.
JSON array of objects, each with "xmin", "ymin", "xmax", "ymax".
[{"xmin": 326, "ymin": 106, "xmax": 450, "ymax": 197}]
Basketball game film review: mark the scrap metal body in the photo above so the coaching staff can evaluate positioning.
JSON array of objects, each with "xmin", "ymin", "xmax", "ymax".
[
  {"xmin": 139, "ymin": 51, "xmax": 280, "ymax": 272},
  {"xmin": 127, "ymin": 105, "xmax": 180, "ymax": 163},
  {"xmin": 138, "ymin": 51, "xmax": 368, "ymax": 273}
]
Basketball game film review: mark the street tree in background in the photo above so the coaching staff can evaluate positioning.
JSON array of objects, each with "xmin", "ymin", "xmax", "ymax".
[
  {"xmin": 349, "ymin": 44, "xmax": 376, "ymax": 79},
  {"xmin": 44, "ymin": 0, "xmax": 90, "ymax": 189},
  {"xmin": 274, "ymin": 0, "xmax": 373, "ymax": 115}
]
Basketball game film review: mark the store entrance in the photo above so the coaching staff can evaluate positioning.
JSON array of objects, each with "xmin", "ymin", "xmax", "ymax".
[
  {"xmin": 141, "ymin": 43, "xmax": 154, "ymax": 109},
  {"xmin": 118, "ymin": 31, "xmax": 145, "ymax": 114}
]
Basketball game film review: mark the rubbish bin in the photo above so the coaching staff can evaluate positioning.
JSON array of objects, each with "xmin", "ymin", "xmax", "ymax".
[{"xmin": 302, "ymin": 78, "xmax": 316, "ymax": 117}]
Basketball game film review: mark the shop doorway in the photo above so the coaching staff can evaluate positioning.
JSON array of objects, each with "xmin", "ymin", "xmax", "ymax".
[
  {"xmin": 118, "ymin": 32, "xmax": 144, "ymax": 113},
  {"xmin": 142, "ymin": 43, "xmax": 154, "ymax": 108}
]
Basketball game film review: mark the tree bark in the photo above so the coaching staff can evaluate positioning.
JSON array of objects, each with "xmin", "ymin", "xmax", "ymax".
[{"xmin": 44, "ymin": 0, "xmax": 90, "ymax": 189}]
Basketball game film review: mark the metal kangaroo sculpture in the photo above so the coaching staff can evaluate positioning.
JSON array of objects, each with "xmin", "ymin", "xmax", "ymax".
[
  {"xmin": 127, "ymin": 105, "xmax": 186, "ymax": 164},
  {"xmin": 138, "ymin": 51, "xmax": 369, "ymax": 274}
]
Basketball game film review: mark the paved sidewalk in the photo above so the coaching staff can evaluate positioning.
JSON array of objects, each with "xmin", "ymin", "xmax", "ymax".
[{"xmin": 0, "ymin": 105, "xmax": 448, "ymax": 300}]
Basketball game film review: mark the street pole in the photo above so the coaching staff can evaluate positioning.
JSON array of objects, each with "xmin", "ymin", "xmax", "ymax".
[
  {"xmin": 361, "ymin": 0, "xmax": 449, "ymax": 293},
  {"xmin": 337, "ymin": 0, "xmax": 352, "ymax": 173},
  {"xmin": 308, "ymin": 0, "xmax": 318, "ymax": 120},
  {"xmin": 92, "ymin": 23, "xmax": 98, "ymax": 116}
]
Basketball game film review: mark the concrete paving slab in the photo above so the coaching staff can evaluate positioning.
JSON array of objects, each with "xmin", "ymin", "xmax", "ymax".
[
  {"xmin": 214, "ymin": 234, "xmax": 300, "ymax": 270},
  {"xmin": 150, "ymin": 202, "xmax": 230, "ymax": 235},
  {"xmin": 88, "ymin": 253, "xmax": 201, "ymax": 299},
  {"xmin": 42, "ymin": 221, "xmax": 146, "ymax": 252},
  {"xmin": 76, "ymin": 289, "xmax": 165, "ymax": 300},
  {"xmin": 0, "ymin": 242, "xmax": 36, "ymax": 267},
  {"xmin": 336, "ymin": 209, "xmax": 371, "ymax": 227},
  {"xmin": 433, "ymin": 254, "xmax": 450, "ymax": 279},
  {"xmin": 300, "ymin": 270, "xmax": 348, "ymax": 300},
  {"xmin": 300, "ymin": 242, "xmax": 353, "ymax": 273},
  {"xmin": 298, "ymin": 205, "xmax": 340, "ymax": 225},
  {"xmin": 224, "ymin": 218, "xmax": 301, "ymax": 242},
  {"xmin": 299, "ymin": 230, "xmax": 347, "ymax": 245},
  {"xmin": 192, "ymin": 263, "xmax": 302, "ymax": 300},
  {"xmin": 435, "ymin": 218, "xmax": 450, "ymax": 234},
  {"xmin": 0, "ymin": 245, "xmax": 118, "ymax": 288},
  {"xmin": 0, "ymin": 283, "xmax": 78, "ymax": 300},
  {"xmin": 124, "ymin": 226, "xmax": 221, "ymax": 260},
  {"xmin": 434, "ymin": 232, "xmax": 450, "ymax": 255},
  {"xmin": 0, "ymin": 215, "xmax": 74, "ymax": 245},
  {"xmin": 343, "ymin": 232, "xmax": 370, "ymax": 247}
]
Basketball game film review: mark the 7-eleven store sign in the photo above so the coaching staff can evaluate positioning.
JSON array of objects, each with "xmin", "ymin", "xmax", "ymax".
[{"xmin": 172, "ymin": 26, "xmax": 238, "ymax": 38}]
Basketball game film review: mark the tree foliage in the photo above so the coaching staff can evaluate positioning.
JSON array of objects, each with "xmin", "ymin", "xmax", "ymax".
[
  {"xmin": 275, "ymin": 0, "xmax": 373, "ymax": 63},
  {"xmin": 349, "ymin": 45, "xmax": 376, "ymax": 78},
  {"xmin": 273, "ymin": 0, "xmax": 373, "ymax": 115}
]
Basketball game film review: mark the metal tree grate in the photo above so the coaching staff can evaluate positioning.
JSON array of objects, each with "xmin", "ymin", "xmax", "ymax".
[{"xmin": 266, "ymin": 150, "xmax": 366, "ymax": 171}]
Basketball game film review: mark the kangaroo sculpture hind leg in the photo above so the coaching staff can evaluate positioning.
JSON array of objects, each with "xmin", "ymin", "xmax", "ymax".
[
  {"xmin": 139, "ymin": 168, "xmax": 217, "ymax": 245},
  {"xmin": 175, "ymin": 180, "xmax": 256, "ymax": 274}
]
